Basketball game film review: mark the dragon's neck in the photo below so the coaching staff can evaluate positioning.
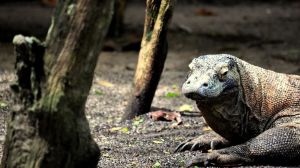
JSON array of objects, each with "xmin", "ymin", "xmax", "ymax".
[
  {"xmin": 236, "ymin": 58, "xmax": 289, "ymax": 131},
  {"xmin": 196, "ymin": 90, "xmax": 252, "ymax": 142}
]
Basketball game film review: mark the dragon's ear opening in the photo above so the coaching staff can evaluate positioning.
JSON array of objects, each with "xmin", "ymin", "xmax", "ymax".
[{"xmin": 227, "ymin": 57, "xmax": 235, "ymax": 69}]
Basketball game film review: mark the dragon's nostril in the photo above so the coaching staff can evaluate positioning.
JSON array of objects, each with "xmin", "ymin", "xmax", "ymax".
[
  {"xmin": 203, "ymin": 83, "xmax": 208, "ymax": 87},
  {"xmin": 187, "ymin": 81, "xmax": 191, "ymax": 84}
]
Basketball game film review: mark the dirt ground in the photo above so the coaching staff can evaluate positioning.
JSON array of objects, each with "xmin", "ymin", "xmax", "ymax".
[{"xmin": 0, "ymin": 1, "xmax": 300, "ymax": 167}]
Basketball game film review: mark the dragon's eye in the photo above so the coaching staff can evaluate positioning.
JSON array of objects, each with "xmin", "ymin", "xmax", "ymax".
[
  {"xmin": 221, "ymin": 71, "xmax": 228, "ymax": 76},
  {"xmin": 219, "ymin": 67, "xmax": 229, "ymax": 81},
  {"xmin": 186, "ymin": 71, "xmax": 192, "ymax": 78},
  {"xmin": 185, "ymin": 71, "xmax": 192, "ymax": 80},
  {"xmin": 228, "ymin": 59, "xmax": 235, "ymax": 69}
]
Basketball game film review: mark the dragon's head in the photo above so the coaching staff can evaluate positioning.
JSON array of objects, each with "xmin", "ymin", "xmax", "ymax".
[{"xmin": 182, "ymin": 54, "xmax": 240, "ymax": 101}]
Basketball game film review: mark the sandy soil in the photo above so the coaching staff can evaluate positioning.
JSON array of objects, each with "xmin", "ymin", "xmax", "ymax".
[{"xmin": 0, "ymin": 1, "xmax": 299, "ymax": 167}]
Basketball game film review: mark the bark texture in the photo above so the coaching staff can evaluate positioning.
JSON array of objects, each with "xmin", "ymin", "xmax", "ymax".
[
  {"xmin": 1, "ymin": 0, "xmax": 114, "ymax": 168},
  {"xmin": 123, "ymin": 0, "xmax": 174, "ymax": 120}
]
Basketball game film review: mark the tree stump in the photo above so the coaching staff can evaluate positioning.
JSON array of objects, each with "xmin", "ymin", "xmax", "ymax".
[
  {"xmin": 1, "ymin": 0, "xmax": 114, "ymax": 167},
  {"xmin": 123, "ymin": 0, "xmax": 175, "ymax": 120}
]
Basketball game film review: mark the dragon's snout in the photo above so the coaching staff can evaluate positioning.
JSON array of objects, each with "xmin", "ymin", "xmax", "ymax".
[{"xmin": 182, "ymin": 74, "xmax": 216, "ymax": 100}]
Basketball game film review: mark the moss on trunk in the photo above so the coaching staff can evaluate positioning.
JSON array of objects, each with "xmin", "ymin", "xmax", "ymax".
[
  {"xmin": 123, "ymin": 0, "xmax": 174, "ymax": 120},
  {"xmin": 1, "ymin": 0, "xmax": 114, "ymax": 167}
]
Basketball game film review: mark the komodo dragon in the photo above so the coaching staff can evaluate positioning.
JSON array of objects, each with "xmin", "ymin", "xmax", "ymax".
[{"xmin": 175, "ymin": 54, "xmax": 300, "ymax": 167}]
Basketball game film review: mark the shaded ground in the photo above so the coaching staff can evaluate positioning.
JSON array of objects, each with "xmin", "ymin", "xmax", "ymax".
[{"xmin": 0, "ymin": 1, "xmax": 300, "ymax": 167}]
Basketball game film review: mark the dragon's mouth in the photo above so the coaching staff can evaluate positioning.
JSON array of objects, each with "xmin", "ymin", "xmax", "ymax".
[
  {"xmin": 184, "ymin": 92, "xmax": 206, "ymax": 100},
  {"xmin": 184, "ymin": 86, "xmax": 239, "ymax": 101}
]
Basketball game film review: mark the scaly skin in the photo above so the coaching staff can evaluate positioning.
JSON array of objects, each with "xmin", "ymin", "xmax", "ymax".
[{"xmin": 176, "ymin": 54, "xmax": 300, "ymax": 167}]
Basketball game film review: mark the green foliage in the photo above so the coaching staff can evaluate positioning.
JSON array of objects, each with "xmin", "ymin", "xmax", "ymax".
[
  {"xmin": 165, "ymin": 92, "xmax": 180, "ymax": 98},
  {"xmin": 110, "ymin": 127, "xmax": 130, "ymax": 134},
  {"xmin": 146, "ymin": 31, "xmax": 153, "ymax": 41},
  {"xmin": 132, "ymin": 117, "xmax": 144, "ymax": 126},
  {"xmin": 95, "ymin": 90, "xmax": 104, "ymax": 96},
  {"xmin": 152, "ymin": 161, "xmax": 161, "ymax": 168}
]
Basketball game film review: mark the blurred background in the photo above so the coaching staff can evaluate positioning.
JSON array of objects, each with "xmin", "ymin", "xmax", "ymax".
[{"xmin": 0, "ymin": 0, "xmax": 299, "ymax": 74}]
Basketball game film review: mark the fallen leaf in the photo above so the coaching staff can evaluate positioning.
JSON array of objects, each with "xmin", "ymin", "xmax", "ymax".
[
  {"xmin": 127, "ymin": 161, "xmax": 138, "ymax": 167},
  {"xmin": 163, "ymin": 150, "xmax": 170, "ymax": 154},
  {"xmin": 97, "ymin": 80, "xmax": 114, "ymax": 88},
  {"xmin": 120, "ymin": 127, "xmax": 129, "ymax": 134},
  {"xmin": 170, "ymin": 122, "xmax": 180, "ymax": 128},
  {"xmin": 202, "ymin": 126, "xmax": 212, "ymax": 132},
  {"xmin": 0, "ymin": 101, "xmax": 7, "ymax": 108},
  {"xmin": 152, "ymin": 161, "xmax": 161, "ymax": 168},
  {"xmin": 178, "ymin": 104, "xmax": 193, "ymax": 112},
  {"xmin": 171, "ymin": 84, "xmax": 179, "ymax": 90},
  {"xmin": 102, "ymin": 153, "xmax": 110, "ymax": 158},
  {"xmin": 110, "ymin": 127, "xmax": 122, "ymax": 132},
  {"xmin": 184, "ymin": 123, "xmax": 191, "ymax": 127},
  {"xmin": 149, "ymin": 111, "xmax": 182, "ymax": 125},
  {"xmin": 149, "ymin": 111, "xmax": 165, "ymax": 120},
  {"xmin": 174, "ymin": 137, "xmax": 185, "ymax": 141},
  {"xmin": 152, "ymin": 140, "xmax": 164, "ymax": 144},
  {"xmin": 110, "ymin": 127, "xmax": 130, "ymax": 134},
  {"xmin": 195, "ymin": 8, "xmax": 217, "ymax": 16}
]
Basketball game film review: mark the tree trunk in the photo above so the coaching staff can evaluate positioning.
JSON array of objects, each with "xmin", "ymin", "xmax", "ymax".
[
  {"xmin": 108, "ymin": 0, "xmax": 127, "ymax": 37},
  {"xmin": 1, "ymin": 0, "xmax": 114, "ymax": 168},
  {"xmin": 123, "ymin": 0, "xmax": 174, "ymax": 120}
]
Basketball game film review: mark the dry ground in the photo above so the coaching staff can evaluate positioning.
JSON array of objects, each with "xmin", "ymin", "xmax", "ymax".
[{"xmin": 0, "ymin": 1, "xmax": 299, "ymax": 167}]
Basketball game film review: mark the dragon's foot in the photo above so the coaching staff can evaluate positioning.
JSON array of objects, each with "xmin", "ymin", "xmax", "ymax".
[
  {"xmin": 174, "ymin": 137, "xmax": 211, "ymax": 152},
  {"xmin": 175, "ymin": 135, "xmax": 230, "ymax": 152},
  {"xmin": 186, "ymin": 150, "xmax": 251, "ymax": 167}
]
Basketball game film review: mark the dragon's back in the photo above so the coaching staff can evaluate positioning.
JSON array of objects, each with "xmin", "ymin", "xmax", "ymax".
[{"xmin": 236, "ymin": 58, "xmax": 300, "ymax": 126}]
